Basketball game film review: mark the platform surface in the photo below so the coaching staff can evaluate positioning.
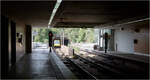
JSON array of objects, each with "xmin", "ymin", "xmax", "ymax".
[
  {"xmin": 7, "ymin": 48, "xmax": 66, "ymax": 79},
  {"xmin": 90, "ymin": 50, "xmax": 149, "ymax": 64}
]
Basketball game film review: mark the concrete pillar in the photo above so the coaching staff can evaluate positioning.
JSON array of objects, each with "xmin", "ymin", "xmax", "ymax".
[
  {"xmin": 99, "ymin": 29, "xmax": 103, "ymax": 51},
  {"xmin": 1, "ymin": 15, "xmax": 9, "ymax": 78},
  {"xmin": 11, "ymin": 21, "xmax": 16, "ymax": 65},
  {"xmin": 25, "ymin": 25, "xmax": 32, "ymax": 53},
  {"xmin": 109, "ymin": 29, "xmax": 115, "ymax": 51},
  {"xmin": 98, "ymin": 29, "xmax": 100, "ymax": 47}
]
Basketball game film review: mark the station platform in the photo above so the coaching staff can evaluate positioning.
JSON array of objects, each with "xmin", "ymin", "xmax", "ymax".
[
  {"xmin": 7, "ymin": 48, "xmax": 76, "ymax": 79},
  {"xmin": 82, "ymin": 49, "xmax": 149, "ymax": 64}
]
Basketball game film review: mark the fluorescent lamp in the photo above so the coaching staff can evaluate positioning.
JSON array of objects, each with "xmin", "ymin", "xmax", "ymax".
[
  {"xmin": 53, "ymin": 8, "xmax": 57, "ymax": 13},
  {"xmin": 55, "ymin": 3, "xmax": 60, "ymax": 9},
  {"xmin": 57, "ymin": 0, "xmax": 62, "ymax": 3},
  {"xmin": 48, "ymin": 0, "xmax": 62, "ymax": 28}
]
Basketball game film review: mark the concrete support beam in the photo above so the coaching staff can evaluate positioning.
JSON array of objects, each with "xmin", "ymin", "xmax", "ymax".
[
  {"xmin": 25, "ymin": 25, "xmax": 32, "ymax": 53},
  {"xmin": 11, "ymin": 21, "xmax": 16, "ymax": 65},
  {"xmin": 95, "ymin": 17, "xmax": 149, "ymax": 29},
  {"xmin": 1, "ymin": 15, "xmax": 9, "ymax": 78}
]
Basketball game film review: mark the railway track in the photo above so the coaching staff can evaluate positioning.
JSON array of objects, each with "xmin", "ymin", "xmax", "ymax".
[
  {"xmin": 77, "ymin": 49, "xmax": 149, "ymax": 79},
  {"xmin": 64, "ymin": 57, "xmax": 97, "ymax": 79},
  {"xmin": 73, "ymin": 54, "xmax": 126, "ymax": 79},
  {"xmin": 64, "ymin": 55, "xmax": 127, "ymax": 79},
  {"xmin": 82, "ymin": 50, "xmax": 149, "ymax": 72},
  {"xmin": 61, "ymin": 48, "xmax": 149, "ymax": 79},
  {"xmin": 64, "ymin": 53, "xmax": 149, "ymax": 79}
]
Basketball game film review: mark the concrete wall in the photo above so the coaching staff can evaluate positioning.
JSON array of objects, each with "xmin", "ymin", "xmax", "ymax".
[
  {"xmin": 15, "ymin": 21, "xmax": 26, "ymax": 62},
  {"xmin": 8, "ymin": 18, "xmax": 26, "ymax": 65},
  {"xmin": 2, "ymin": 15, "xmax": 31, "ymax": 72},
  {"xmin": 133, "ymin": 21, "xmax": 149, "ymax": 54},
  {"xmin": 8, "ymin": 21, "xmax": 12, "ymax": 66},
  {"xmin": 114, "ymin": 29, "xmax": 134, "ymax": 53},
  {"xmin": 114, "ymin": 20, "xmax": 149, "ymax": 54}
]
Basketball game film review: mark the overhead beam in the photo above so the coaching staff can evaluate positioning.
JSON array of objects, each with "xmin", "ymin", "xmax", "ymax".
[
  {"xmin": 95, "ymin": 17, "xmax": 150, "ymax": 29},
  {"xmin": 54, "ymin": 22, "xmax": 104, "ymax": 28}
]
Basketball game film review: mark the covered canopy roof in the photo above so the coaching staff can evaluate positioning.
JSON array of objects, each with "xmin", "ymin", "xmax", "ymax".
[{"xmin": 2, "ymin": 0, "xmax": 149, "ymax": 28}]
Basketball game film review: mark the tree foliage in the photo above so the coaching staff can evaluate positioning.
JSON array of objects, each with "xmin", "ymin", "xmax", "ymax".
[{"xmin": 33, "ymin": 28, "xmax": 96, "ymax": 43}]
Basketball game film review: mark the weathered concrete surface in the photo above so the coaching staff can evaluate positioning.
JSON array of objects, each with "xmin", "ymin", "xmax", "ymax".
[{"xmin": 7, "ymin": 49, "xmax": 57, "ymax": 79}]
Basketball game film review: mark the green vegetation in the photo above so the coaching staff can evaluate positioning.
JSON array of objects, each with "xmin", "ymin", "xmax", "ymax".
[
  {"xmin": 33, "ymin": 28, "xmax": 96, "ymax": 43},
  {"xmin": 70, "ymin": 46, "xmax": 80, "ymax": 53}
]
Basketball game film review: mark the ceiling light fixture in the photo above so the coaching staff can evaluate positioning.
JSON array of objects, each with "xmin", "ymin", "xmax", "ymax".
[{"xmin": 48, "ymin": 0, "xmax": 62, "ymax": 28}]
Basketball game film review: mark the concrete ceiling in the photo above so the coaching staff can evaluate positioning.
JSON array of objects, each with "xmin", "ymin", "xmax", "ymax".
[
  {"xmin": 2, "ymin": 1, "xmax": 149, "ymax": 28},
  {"xmin": 2, "ymin": 1, "xmax": 56, "ymax": 27},
  {"xmin": 51, "ymin": 1, "xmax": 149, "ymax": 28}
]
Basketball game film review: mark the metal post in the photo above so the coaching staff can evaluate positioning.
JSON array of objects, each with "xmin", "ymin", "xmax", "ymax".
[{"xmin": 61, "ymin": 28, "xmax": 64, "ymax": 45}]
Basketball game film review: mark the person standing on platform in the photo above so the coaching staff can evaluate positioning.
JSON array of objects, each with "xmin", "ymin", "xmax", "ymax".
[
  {"xmin": 104, "ymin": 32, "xmax": 108, "ymax": 53},
  {"xmin": 49, "ymin": 31, "xmax": 53, "ymax": 52}
]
